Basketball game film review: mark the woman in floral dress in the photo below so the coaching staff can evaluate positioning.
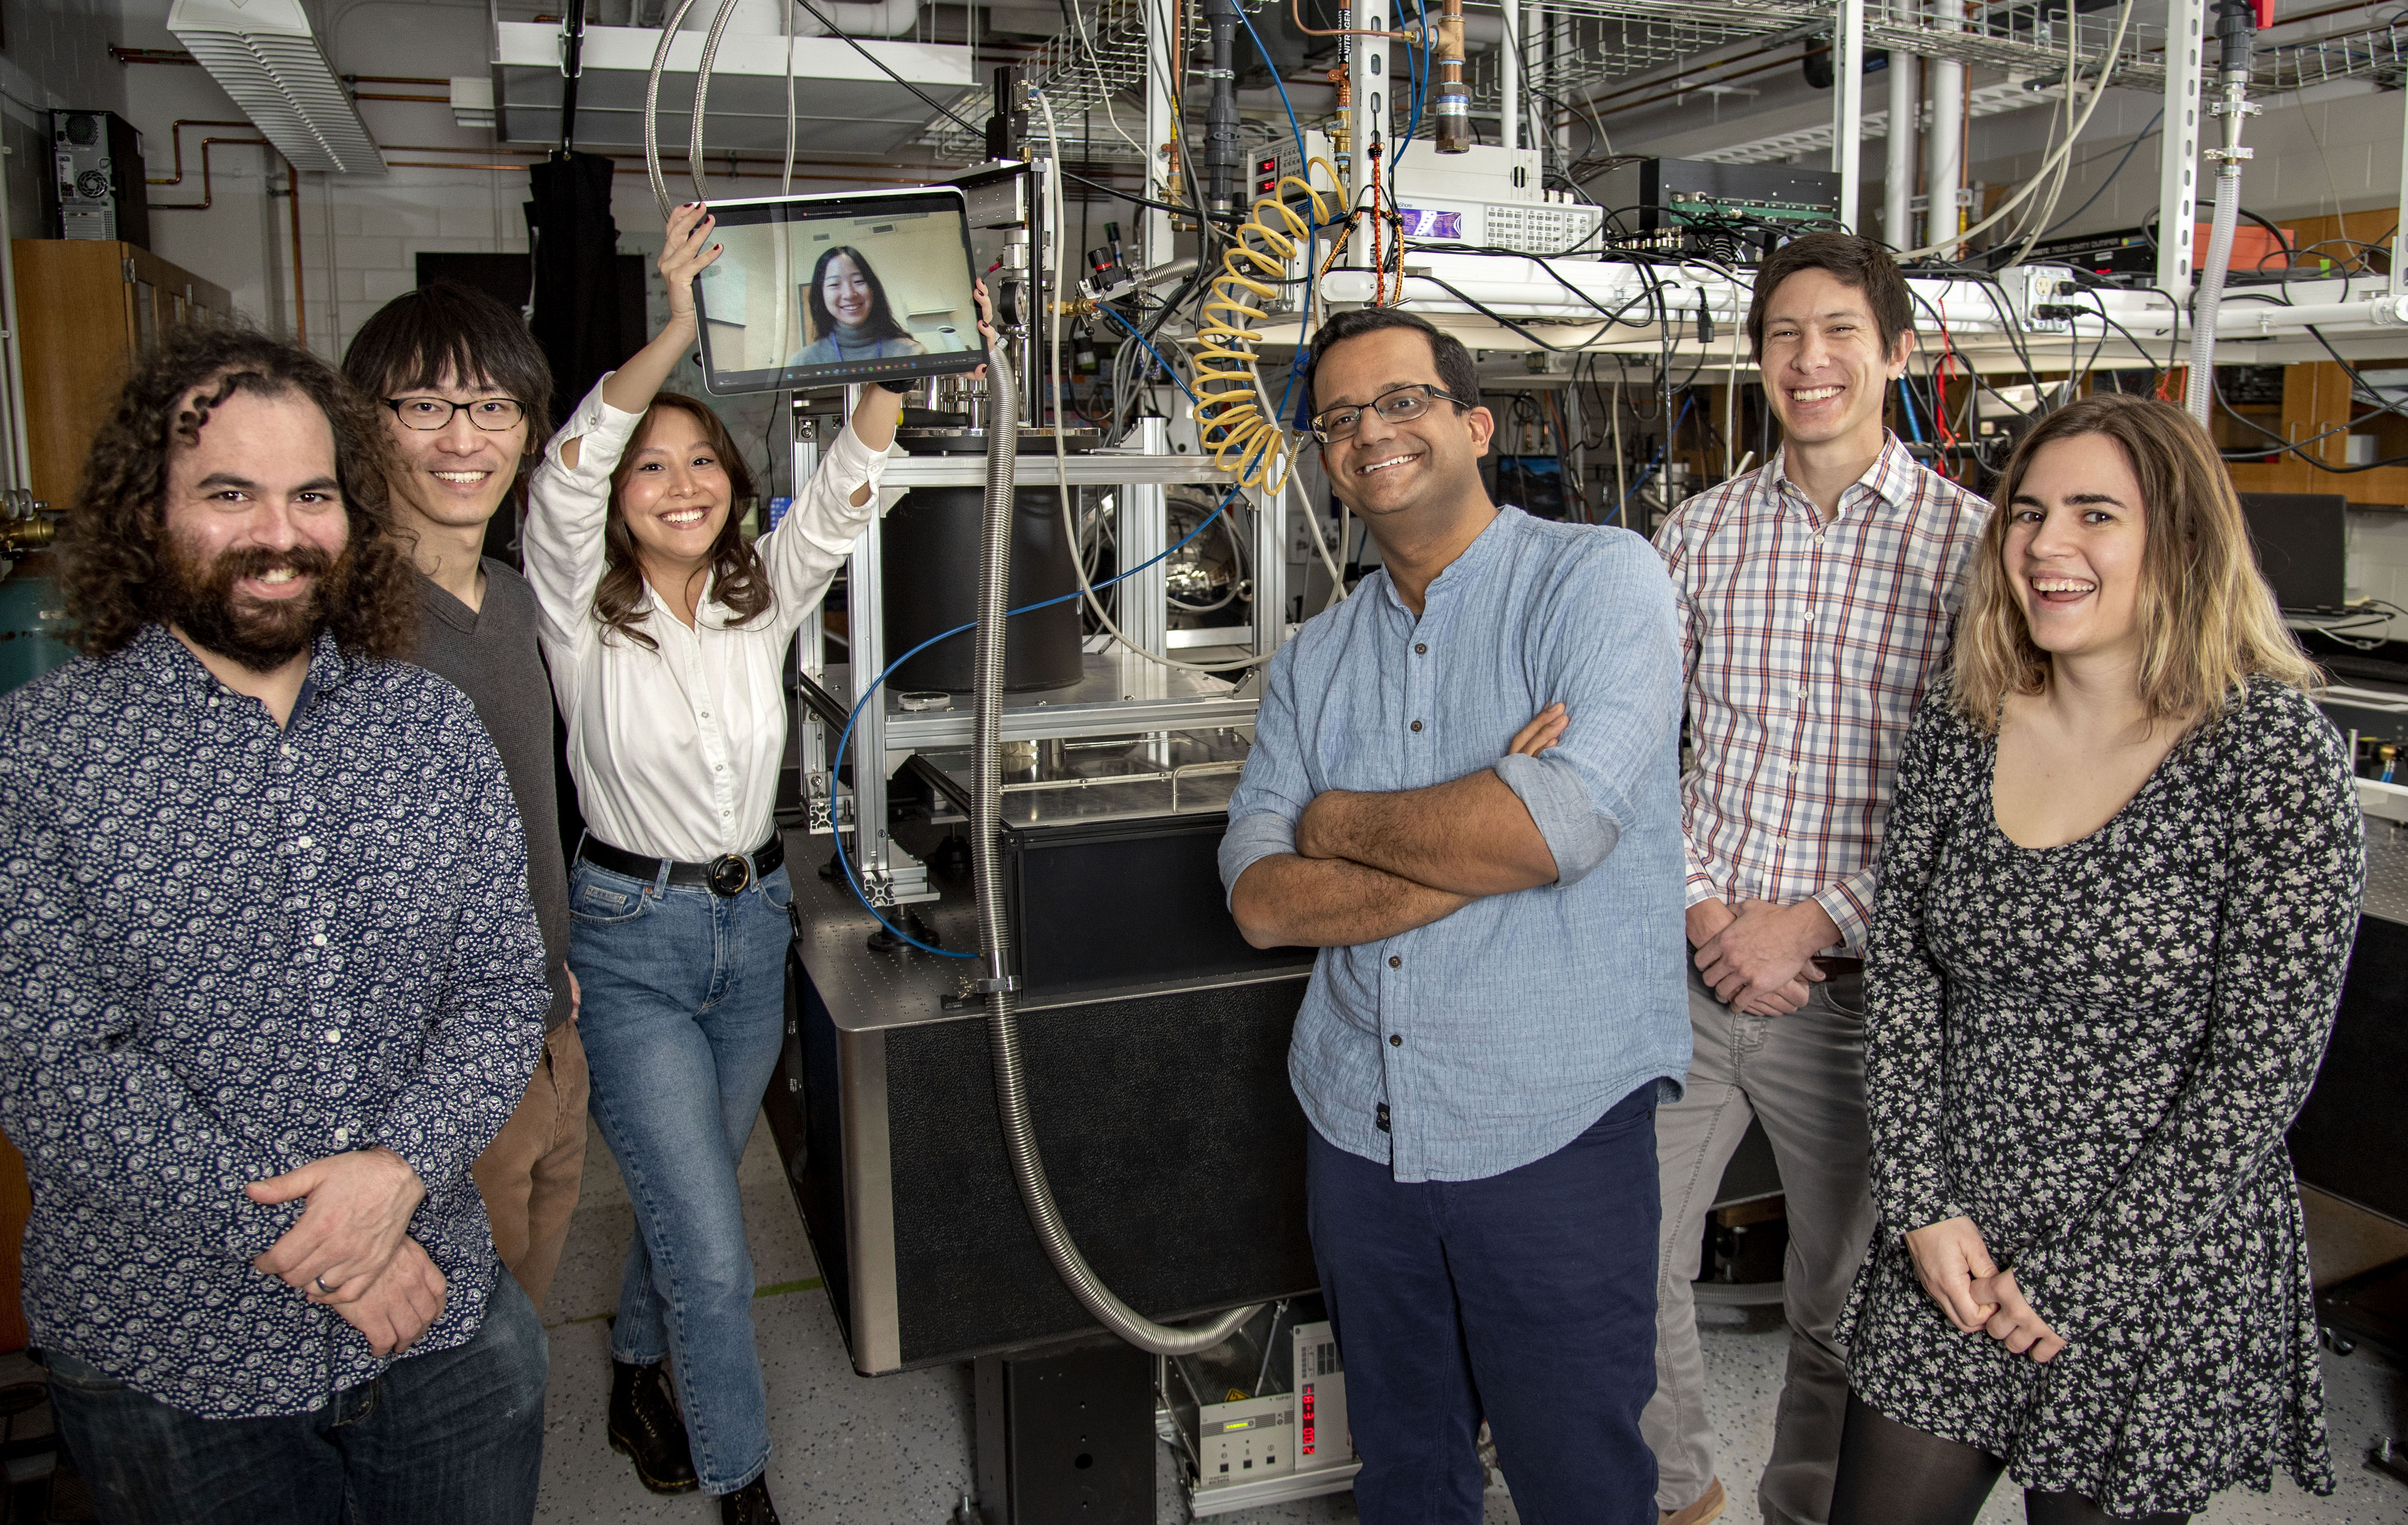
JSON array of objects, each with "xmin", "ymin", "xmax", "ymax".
[{"xmin": 1830, "ymin": 393, "xmax": 2362, "ymax": 1524}]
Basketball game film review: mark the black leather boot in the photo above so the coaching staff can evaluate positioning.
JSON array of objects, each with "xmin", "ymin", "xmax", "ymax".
[
  {"xmin": 720, "ymin": 1475, "xmax": 782, "ymax": 1524},
  {"xmin": 608, "ymin": 1359, "xmax": 698, "ymax": 1494}
]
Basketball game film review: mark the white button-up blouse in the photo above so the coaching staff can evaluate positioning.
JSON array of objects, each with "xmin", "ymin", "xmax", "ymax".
[{"xmin": 524, "ymin": 375, "xmax": 885, "ymax": 863}]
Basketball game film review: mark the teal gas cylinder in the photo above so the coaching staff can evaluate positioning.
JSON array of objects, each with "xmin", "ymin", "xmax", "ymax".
[{"xmin": 0, "ymin": 564, "xmax": 76, "ymax": 692}]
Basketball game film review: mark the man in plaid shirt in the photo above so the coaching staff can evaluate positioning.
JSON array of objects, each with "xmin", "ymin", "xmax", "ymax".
[{"xmin": 1643, "ymin": 233, "xmax": 1989, "ymax": 1525}]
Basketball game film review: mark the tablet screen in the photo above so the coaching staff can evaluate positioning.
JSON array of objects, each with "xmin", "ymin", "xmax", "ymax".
[{"xmin": 691, "ymin": 185, "xmax": 985, "ymax": 395}]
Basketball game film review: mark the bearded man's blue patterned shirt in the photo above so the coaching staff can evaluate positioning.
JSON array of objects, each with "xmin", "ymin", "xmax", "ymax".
[{"xmin": 0, "ymin": 625, "xmax": 548, "ymax": 1418}]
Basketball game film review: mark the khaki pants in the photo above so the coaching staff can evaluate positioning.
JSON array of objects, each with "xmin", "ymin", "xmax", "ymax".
[
  {"xmin": 1644, "ymin": 968, "xmax": 1876, "ymax": 1525},
  {"xmin": 470, "ymin": 1024, "xmax": 590, "ymax": 1312}
]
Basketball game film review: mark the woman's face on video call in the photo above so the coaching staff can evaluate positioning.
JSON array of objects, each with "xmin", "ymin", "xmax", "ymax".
[{"xmin": 822, "ymin": 255, "xmax": 872, "ymax": 328}]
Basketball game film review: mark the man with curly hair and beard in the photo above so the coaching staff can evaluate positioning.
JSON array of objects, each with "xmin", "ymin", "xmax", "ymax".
[{"xmin": 0, "ymin": 327, "xmax": 554, "ymax": 1524}]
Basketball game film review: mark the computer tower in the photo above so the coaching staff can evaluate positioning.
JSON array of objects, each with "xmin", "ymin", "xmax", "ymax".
[{"xmin": 46, "ymin": 110, "xmax": 148, "ymax": 249}]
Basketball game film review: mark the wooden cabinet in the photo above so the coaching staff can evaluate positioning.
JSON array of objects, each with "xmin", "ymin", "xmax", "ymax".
[
  {"xmin": 11, "ymin": 240, "xmax": 235, "ymax": 512},
  {"xmin": 2215, "ymin": 207, "xmax": 2408, "ymax": 503}
]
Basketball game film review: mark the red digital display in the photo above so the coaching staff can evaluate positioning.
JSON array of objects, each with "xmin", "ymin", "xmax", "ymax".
[{"xmin": 1300, "ymin": 1385, "xmax": 1316, "ymax": 1455}]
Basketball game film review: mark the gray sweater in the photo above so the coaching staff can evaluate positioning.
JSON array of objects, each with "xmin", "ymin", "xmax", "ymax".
[{"xmin": 413, "ymin": 562, "xmax": 573, "ymax": 1029}]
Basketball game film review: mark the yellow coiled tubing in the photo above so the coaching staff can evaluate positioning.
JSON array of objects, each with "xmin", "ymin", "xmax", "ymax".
[{"xmin": 1186, "ymin": 161, "xmax": 1342, "ymax": 495}]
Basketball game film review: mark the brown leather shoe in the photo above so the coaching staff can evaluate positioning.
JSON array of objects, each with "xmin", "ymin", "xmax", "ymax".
[
  {"xmin": 1661, "ymin": 1477, "xmax": 1727, "ymax": 1525},
  {"xmin": 720, "ymin": 1475, "xmax": 782, "ymax": 1524},
  {"xmin": 608, "ymin": 1359, "xmax": 699, "ymax": 1495}
]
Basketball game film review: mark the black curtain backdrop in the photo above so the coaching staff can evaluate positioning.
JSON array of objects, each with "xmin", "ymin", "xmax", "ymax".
[
  {"xmin": 523, "ymin": 149, "xmax": 644, "ymax": 871},
  {"xmin": 525, "ymin": 150, "xmax": 640, "ymax": 429}
]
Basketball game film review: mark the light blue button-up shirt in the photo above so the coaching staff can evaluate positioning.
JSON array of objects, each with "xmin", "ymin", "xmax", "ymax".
[{"xmin": 1219, "ymin": 506, "xmax": 1691, "ymax": 1183}]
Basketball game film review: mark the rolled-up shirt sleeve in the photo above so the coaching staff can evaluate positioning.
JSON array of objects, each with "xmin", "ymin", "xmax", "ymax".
[
  {"xmin": 1495, "ymin": 749, "xmax": 1621, "ymax": 884},
  {"xmin": 1219, "ymin": 642, "xmax": 1314, "ymax": 907},
  {"xmin": 1499, "ymin": 536, "xmax": 1684, "ymax": 891},
  {"xmin": 1218, "ymin": 810, "xmax": 1299, "ymax": 904}
]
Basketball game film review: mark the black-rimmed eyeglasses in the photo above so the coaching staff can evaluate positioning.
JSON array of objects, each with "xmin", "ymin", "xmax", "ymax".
[
  {"xmin": 383, "ymin": 397, "xmax": 529, "ymax": 432},
  {"xmin": 1308, "ymin": 383, "xmax": 1469, "ymax": 445}
]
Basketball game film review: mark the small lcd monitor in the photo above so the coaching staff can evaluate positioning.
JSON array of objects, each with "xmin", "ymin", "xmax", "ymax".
[
  {"xmin": 2236, "ymin": 491, "xmax": 2349, "ymax": 612},
  {"xmin": 690, "ymin": 185, "xmax": 984, "ymax": 396}
]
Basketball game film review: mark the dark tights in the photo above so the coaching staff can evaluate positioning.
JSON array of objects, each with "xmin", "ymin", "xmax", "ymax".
[{"xmin": 1828, "ymin": 1395, "xmax": 2191, "ymax": 1525}]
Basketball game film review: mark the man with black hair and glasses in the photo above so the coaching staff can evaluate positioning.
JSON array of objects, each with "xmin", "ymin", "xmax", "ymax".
[
  {"xmin": 1219, "ymin": 307, "xmax": 1689, "ymax": 1525},
  {"xmin": 342, "ymin": 286, "xmax": 599, "ymax": 1387}
]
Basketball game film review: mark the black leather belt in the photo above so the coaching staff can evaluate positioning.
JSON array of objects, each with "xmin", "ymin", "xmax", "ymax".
[
  {"xmin": 1813, "ymin": 956, "xmax": 1865, "ymax": 979},
  {"xmin": 579, "ymin": 834, "xmax": 784, "ymax": 897}
]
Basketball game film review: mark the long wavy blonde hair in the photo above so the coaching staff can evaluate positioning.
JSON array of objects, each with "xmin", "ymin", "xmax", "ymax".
[{"xmin": 1952, "ymin": 391, "xmax": 2320, "ymax": 731}]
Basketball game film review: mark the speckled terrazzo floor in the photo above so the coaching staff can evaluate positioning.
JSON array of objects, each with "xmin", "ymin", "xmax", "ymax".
[{"xmin": 532, "ymin": 1118, "xmax": 2408, "ymax": 1523}]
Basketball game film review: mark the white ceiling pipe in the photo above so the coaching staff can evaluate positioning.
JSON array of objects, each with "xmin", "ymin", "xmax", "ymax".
[
  {"xmin": 1926, "ymin": 0, "xmax": 1965, "ymax": 257},
  {"xmin": 682, "ymin": 0, "xmax": 787, "ymax": 26},
  {"xmin": 684, "ymin": 0, "xmax": 918, "ymax": 36},
  {"xmin": 1883, "ymin": 19, "xmax": 1915, "ymax": 251},
  {"xmin": 792, "ymin": 0, "xmax": 922, "ymax": 36},
  {"xmin": 2216, "ymin": 296, "xmax": 2408, "ymax": 336},
  {"xmin": 1322, "ymin": 268, "xmax": 1745, "ymax": 315},
  {"xmin": 1927, "ymin": 56, "xmax": 1964, "ymax": 255}
]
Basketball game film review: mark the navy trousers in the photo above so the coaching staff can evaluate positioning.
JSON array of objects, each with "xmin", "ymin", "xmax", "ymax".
[{"xmin": 1307, "ymin": 1082, "xmax": 1662, "ymax": 1525}]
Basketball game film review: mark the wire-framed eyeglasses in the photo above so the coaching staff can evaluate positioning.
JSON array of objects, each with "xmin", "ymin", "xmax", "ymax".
[
  {"xmin": 383, "ymin": 396, "xmax": 529, "ymax": 432},
  {"xmin": 1308, "ymin": 383, "xmax": 1469, "ymax": 445}
]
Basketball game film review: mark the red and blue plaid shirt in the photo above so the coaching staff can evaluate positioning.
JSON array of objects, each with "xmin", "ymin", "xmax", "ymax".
[{"xmin": 1654, "ymin": 436, "xmax": 1990, "ymax": 954}]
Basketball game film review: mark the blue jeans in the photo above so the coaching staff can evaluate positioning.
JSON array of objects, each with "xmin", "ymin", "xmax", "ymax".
[
  {"xmin": 43, "ymin": 1268, "xmax": 546, "ymax": 1525},
  {"xmin": 568, "ymin": 856, "xmax": 793, "ymax": 1496},
  {"xmin": 1307, "ymin": 1083, "xmax": 1662, "ymax": 1525}
]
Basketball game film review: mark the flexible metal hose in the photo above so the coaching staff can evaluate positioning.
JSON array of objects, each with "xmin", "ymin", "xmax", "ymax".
[
  {"xmin": 2186, "ymin": 164, "xmax": 2243, "ymax": 425},
  {"xmin": 972, "ymin": 342, "xmax": 1261, "ymax": 1358},
  {"xmin": 689, "ymin": 0, "xmax": 746, "ymax": 204},
  {"xmin": 643, "ymin": 0, "xmax": 698, "ymax": 216},
  {"xmin": 641, "ymin": 0, "xmax": 728, "ymax": 217}
]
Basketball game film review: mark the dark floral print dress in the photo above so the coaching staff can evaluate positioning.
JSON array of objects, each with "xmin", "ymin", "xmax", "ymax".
[{"xmin": 1836, "ymin": 676, "xmax": 2363, "ymax": 1516}]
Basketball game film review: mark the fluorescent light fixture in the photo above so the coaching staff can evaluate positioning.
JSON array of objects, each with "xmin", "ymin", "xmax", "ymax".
[{"xmin": 167, "ymin": 0, "xmax": 386, "ymax": 175}]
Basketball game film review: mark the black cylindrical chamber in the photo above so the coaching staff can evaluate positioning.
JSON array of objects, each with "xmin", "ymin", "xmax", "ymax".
[{"xmin": 882, "ymin": 485, "xmax": 1084, "ymax": 693}]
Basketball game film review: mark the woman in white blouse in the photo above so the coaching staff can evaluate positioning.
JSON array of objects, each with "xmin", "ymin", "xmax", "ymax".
[{"xmin": 524, "ymin": 203, "xmax": 974, "ymax": 1524}]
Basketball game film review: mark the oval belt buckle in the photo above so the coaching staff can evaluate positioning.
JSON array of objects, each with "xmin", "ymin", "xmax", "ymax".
[{"xmin": 707, "ymin": 853, "xmax": 753, "ymax": 897}]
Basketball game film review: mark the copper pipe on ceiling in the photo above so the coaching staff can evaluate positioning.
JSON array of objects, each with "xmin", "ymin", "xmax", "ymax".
[
  {"xmin": 148, "ymin": 137, "xmax": 272, "ymax": 211},
  {"xmin": 287, "ymin": 157, "xmax": 307, "ymax": 351},
  {"xmin": 145, "ymin": 120, "xmax": 256, "ymax": 188}
]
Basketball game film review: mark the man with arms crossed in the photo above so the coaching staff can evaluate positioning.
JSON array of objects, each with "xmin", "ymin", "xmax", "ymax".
[
  {"xmin": 0, "ymin": 329, "xmax": 552, "ymax": 1521},
  {"xmin": 1222, "ymin": 308, "xmax": 1689, "ymax": 1525},
  {"xmin": 343, "ymin": 285, "xmax": 590, "ymax": 1316},
  {"xmin": 1645, "ymin": 233, "xmax": 1987, "ymax": 1525}
]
